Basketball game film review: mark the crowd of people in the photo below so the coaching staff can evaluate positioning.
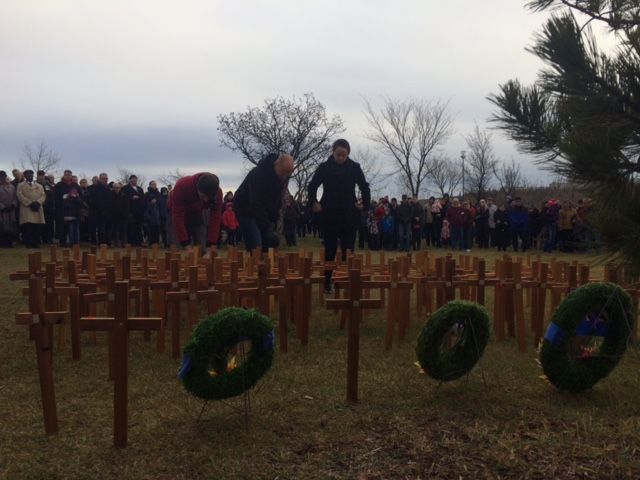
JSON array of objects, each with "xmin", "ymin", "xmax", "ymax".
[
  {"xmin": 274, "ymin": 194, "xmax": 599, "ymax": 255},
  {"xmin": 0, "ymin": 163, "xmax": 599, "ymax": 256}
]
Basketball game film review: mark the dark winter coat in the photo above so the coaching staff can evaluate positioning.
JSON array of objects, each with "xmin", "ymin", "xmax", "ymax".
[
  {"xmin": 144, "ymin": 188, "xmax": 161, "ymax": 227},
  {"xmin": 233, "ymin": 154, "xmax": 287, "ymax": 233},
  {"xmin": 122, "ymin": 184, "xmax": 145, "ymax": 220},
  {"xmin": 396, "ymin": 201, "xmax": 413, "ymax": 225},
  {"xmin": 307, "ymin": 155, "xmax": 371, "ymax": 230}
]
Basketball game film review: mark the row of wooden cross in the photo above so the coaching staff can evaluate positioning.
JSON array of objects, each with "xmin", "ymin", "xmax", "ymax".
[{"xmin": 11, "ymin": 244, "xmax": 640, "ymax": 447}]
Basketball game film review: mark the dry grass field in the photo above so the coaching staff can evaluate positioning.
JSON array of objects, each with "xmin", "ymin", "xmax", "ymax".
[{"xmin": 1, "ymin": 239, "xmax": 639, "ymax": 479}]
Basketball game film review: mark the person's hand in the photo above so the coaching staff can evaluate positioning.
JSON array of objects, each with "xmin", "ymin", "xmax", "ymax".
[
  {"xmin": 312, "ymin": 202, "xmax": 322, "ymax": 213},
  {"xmin": 355, "ymin": 202, "xmax": 363, "ymax": 210},
  {"xmin": 63, "ymin": 194, "xmax": 69, "ymax": 199},
  {"xmin": 133, "ymin": 195, "xmax": 139, "ymax": 200}
]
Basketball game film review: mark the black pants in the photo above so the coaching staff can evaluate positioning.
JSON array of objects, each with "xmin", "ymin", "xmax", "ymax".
[
  {"xmin": 431, "ymin": 219, "xmax": 442, "ymax": 247},
  {"xmin": 358, "ymin": 226, "xmax": 368, "ymax": 250},
  {"xmin": 412, "ymin": 228, "xmax": 422, "ymax": 250},
  {"xmin": 56, "ymin": 214, "xmax": 68, "ymax": 246},
  {"xmin": 495, "ymin": 227, "xmax": 509, "ymax": 251},
  {"xmin": 284, "ymin": 231, "xmax": 296, "ymax": 247},
  {"xmin": 23, "ymin": 223, "xmax": 42, "ymax": 248},
  {"xmin": 147, "ymin": 225, "xmax": 160, "ymax": 246},
  {"xmin": 323, "ymin": 215, "xmax": 357, "ymax": 288},
  {"xmin": 476, "ymin": 222, "xmax": 489, "ymax": 248},
  {"xmin": 511, "ymin": 227, "xmax": 529, "ymax": 252},
  {"xmin": 128, "ymin": 218, "xmax": 144, "ymax": 246}
]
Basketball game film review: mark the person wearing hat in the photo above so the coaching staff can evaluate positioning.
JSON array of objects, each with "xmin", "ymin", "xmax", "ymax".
[
  {"xmin": 16, "ymin": 169, "xmax": 45, "ymax": 248},
  {"xmin": 167, "ymin": 172, "xmax": 223, "ymax": 251},
  {"xmin": 0, "ymin": 170, "xmax": 18, "ymax": 247},
  {"xmin": 233, "ymin": 153, "xmax": 295, "ymax": 253}
]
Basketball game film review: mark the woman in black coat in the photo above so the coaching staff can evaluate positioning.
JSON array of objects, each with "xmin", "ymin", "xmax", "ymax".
[{"xmin": 308, "ymin": 139, "xmax": 370, "ymax": 293}]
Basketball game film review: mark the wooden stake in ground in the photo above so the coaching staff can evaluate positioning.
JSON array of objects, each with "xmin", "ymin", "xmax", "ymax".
[{"xmin": 325, "ymin": 269, "xmax": 382, "ymax": 403}]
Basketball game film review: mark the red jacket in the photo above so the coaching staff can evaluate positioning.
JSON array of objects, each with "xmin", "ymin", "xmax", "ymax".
[
  {"xmin": 167, "ymin": 173, "xmax": 222, "ymax": 246},
  {"xmin": 222, "ymin": 208, "xmax": 239, "ymax": 230}
]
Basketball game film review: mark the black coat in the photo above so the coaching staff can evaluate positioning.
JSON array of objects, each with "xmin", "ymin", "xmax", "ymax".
[
  {"xmin": 54, "ymin": 181, "xmax": 80, "ymax": 218},
  {"xmin": 88, "ymin": 182, "xmax": 112, "ymax": 219},
  {"xmin": 111, "ymin": 191, "xmax": 130, "ymax": 223},
  {"xmin": 122, "ymin": 184, "xmax": 145, "ymax": 220},
  {"xmin": 307, "ymin": 155, "xmax": 371, "ymax": 230},
  {"xmin": 233, "ymin": 154, "xmax": 286, "ymax": 233}
]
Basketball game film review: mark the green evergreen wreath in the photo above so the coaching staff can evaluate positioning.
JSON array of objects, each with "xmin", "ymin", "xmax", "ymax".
[
  {"xmin": 540, "ymin": 282, "xmax": 635, "ymax": 392},
  {"xmin": 416, "ymin": 301, "xmax": 491, "ymax": 381},
  {"xmin": 179, "ymin": 307, "xmax": 275, "ymax": 400}
]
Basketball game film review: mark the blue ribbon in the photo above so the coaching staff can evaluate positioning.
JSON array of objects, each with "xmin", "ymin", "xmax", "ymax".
[
  {"xmin": 544, "ymin": 322, "xmax": 566, "ymax": 346},
  {"xmin": 575, "ymin": 313, "xmax": 609, "ymax": 337},
  {"xmin": 263, "ymin": 330, "xmax": 275, "ymax": 351},
  {"xmin": 178, "ymin": 353, "xmax": 193, "ymax": 379}
]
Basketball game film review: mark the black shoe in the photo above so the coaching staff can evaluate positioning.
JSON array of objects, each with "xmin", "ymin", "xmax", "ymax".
[{"xmin": 324, "ymin": 281, "xmax": 333, "ymax": 295}]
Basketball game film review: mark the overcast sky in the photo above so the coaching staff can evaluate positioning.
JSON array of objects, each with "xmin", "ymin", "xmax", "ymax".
[{"xmin": 1, "ymin": 1, "xmax": 562, "ymax": 194}]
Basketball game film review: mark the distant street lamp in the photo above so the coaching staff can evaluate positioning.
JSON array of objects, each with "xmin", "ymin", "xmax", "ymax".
[{"xmin": 460, "ymin": 150, "xmax": 466, "ymax": 198}]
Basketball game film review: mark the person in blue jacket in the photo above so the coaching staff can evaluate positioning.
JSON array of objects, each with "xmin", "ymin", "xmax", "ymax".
[{"xmin": 508, "ymin": 197, "xmax": 530, "ymax": 252}]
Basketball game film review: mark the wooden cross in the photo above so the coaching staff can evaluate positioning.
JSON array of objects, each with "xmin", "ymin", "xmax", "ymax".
[
  {"xmin": 80, "ymin": 281, "xmax": 161, "ymax": 448},
  {"xmin": 325, "ymin": 269, "xmax": 382, "ymax": 403},
  {"xmin": 15, "ymin": 277, "xmax": 67, "ymax": 435},
  {"xmin": 285, "ymin": 257, "xmax": 324, "ymax": 346},
  {"xmin": 164, "ymin": 264, "xmax": 226, "ymax": 358},
  {"xmin": 237, "ymin": 262, "xmax": 285, "ymax": 316}
]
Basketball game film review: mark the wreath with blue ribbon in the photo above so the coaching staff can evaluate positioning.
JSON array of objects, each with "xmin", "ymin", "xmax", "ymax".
[
  {"xmin": 540, "ymin": 282, "xmax": 635, "ymax": 392},
  {"xmin": 179, "ymin": 307, "xmax": 275, "ymax": 400},
  {"xmin": 416, "ymin": 301, "xmax": 491, "ymax": 381}
]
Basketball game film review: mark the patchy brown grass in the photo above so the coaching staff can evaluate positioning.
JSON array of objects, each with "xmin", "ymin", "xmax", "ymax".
[{"xmin": 1, "ymin": 241, "xmax": 639, "ymax": 479}]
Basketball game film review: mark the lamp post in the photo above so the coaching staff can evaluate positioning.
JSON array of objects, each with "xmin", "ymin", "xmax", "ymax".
[{"xmin": 460, "ymin": 150, "xmax": 466, "ymax": 199}]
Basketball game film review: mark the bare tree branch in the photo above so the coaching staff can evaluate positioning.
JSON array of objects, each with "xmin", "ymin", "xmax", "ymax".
[
  {"xmin": 364, "ymin": 97, "xmax": 454, "ymax": 198},
  {"xmin": 429, "ymin": 155, "xmax": 463, "ymax": 197},
  {"xmin": 157, "ymin": 168, "xmax": 186, "ymax": 188},
  {"xmin": 217, "ymin": 93, "xmax": 345, "ymax": 198},
  {"xmin": 19, "ymin": 140, "xmax": 61, "ymax": 173},
  {"xmin": 493, "ymin": 158, "xmax": 527, "ymax": 196},
  {"xmin": 116, "ymin": 168, "xmax": 146, "ymax": 188},
  {"xmin": 465, "ymin": 124, "xmax": 499, "ymax": 201}
]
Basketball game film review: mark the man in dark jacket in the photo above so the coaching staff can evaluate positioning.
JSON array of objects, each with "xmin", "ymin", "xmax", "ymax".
[
  {"xmin": 122, "ymin": 175, "xmax": 145, "ymax": 246},
  {"xmin": 53, "ymin": 169, "xmax": 78, "ymax": 246},
  {"xmin": 234, "ymin": 154, "xmax": 294, "ymax": 253},
  {"xmin": 396, "ymin": 195, "xmax": 413, "ymax": 252},
  {"xmin": 308, "ymin": 139, "xmax": 370, "ymax": 293},
  {"xmin": 168, "ymin": 172, "xmax": 222, "ymax": 251},
  {"xmin": 88, "ymin": 172, "xmax": 112, "ymax": 245}
]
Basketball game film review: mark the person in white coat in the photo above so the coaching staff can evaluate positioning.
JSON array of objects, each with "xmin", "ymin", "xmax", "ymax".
[{"xmin": 16, "ymin": 169, "xmax": 46, "ymax": 248}]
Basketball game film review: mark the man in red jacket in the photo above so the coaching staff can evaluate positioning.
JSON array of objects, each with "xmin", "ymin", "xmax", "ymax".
[{"xmin": 167, "ymin": 172, "xmax": 222, "ymax": 250}]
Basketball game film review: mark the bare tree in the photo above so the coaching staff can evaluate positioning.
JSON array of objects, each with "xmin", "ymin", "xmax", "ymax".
[
  {"xmin": 116, "ymin": 168, "xmax": 146, "ymax": 188},
  {"xmin": 494, "ymin": 158, "xmax": 526, "ymax": 197},
  {"xmin": 19, "ymin": 140, "xmax": 61, "ymax": 173},
  {"xmin": 217, "ymin": 93, "xmax": 344, "ymax": 201},
  {"xmin": 352, "ymin": 146, "xmax": 389, "ymax": 199},
  {"xmin": 364, "ymin": 97, "xmax": 454, "ymax": 198},
  {"xmin": 465, "ymin": 124, "xmax": 498, "ymax": 201},
  {"xmin": 157, "ymin": 168, "xmax": 186, "ymax": 188},
  {"xmin": 429, "ymin": 155, "xmax": 463, "ymax": 197}
]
